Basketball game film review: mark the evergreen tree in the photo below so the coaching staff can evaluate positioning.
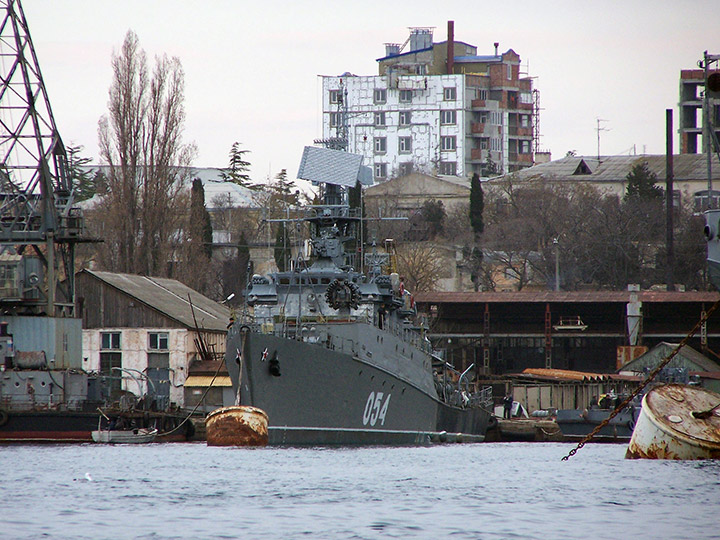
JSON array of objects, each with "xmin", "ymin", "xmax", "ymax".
[
  {"xmin": 221, "ymin": 142, "xmax": 254, "ymax": 188},
  {"xmin": 420, "ymin": 199, "xmax": 446, "ymax": 239},
  {"xmin": 624, "ymin": 161, "xmax": 663, "ymax": 201},
  {"xmin": 469, "ymin": 173, "xmax": 484, "ymax": 236},
  {"xmin": 66, "ymin": 144, "xmax": 95, "ymax": 201},
  {"xmin": 190, "ymin": 178, "xmax": 213, "ymax": 259}
]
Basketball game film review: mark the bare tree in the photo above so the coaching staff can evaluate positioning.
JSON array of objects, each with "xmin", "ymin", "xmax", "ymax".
[
  {"xmin": 92, "ymin": 30, "xmax": 196, "ymax": 277},
  {"xmin": 395, "ymin": 243, "xmax": 446, "ymax": 293}
]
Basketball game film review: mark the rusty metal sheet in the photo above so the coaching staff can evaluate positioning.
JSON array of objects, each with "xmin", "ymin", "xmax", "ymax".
[{"xmin": 206, "ymin": 406, "xmax": 268, "ymax": 447}]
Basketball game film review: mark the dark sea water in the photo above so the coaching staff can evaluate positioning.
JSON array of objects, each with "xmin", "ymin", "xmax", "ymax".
[{"xmin": 1, "ymin": 441, "xmax": 719, "ymax": 540}]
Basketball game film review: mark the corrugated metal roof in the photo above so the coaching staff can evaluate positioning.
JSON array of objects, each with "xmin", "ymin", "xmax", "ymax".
[
  {"xmin": 184, "ymin": 375, "xmax": 232, "ymax": 387},
  {"xmin": 494, "ymin": 154, "xmax": 720, "ymax": 185},
  {"xmin": 415, "ymin": 290, "xmax": 720, "ymax": 304},
  {"xmin": 81, "ymin": 270, "xmax": 231, "ymax": 332}
]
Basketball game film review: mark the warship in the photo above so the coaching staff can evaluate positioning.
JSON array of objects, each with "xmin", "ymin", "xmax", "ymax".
[{"xmin": 224, "ymin": 146, "xmax": 494, "ymax": 445}]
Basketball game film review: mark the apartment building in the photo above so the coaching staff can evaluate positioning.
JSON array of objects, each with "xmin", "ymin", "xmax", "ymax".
[
  {"xmin": 320, "ymin": 22, "xmax": 536, "ymax": 182},
  {"xmin": 679, "ymin": 54, "xmax": 720, "ymax": 154}
]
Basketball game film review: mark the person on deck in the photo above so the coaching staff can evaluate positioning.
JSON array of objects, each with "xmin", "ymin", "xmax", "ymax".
[{"xmin": 503, "ymin": 393, "xmax": 513, "ymax": 419}]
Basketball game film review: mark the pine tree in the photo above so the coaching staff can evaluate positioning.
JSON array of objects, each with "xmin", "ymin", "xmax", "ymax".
[
  {"xmin": 66, "ymin": 144, "xmax": 95, "ymax": 201},
  {"xmin": 624, "ymin": 161, "xmax": 663, "ymax": 201},
  {"xmin": 221, "ymin": 142, "xmax": 254, "ymax": 188}
]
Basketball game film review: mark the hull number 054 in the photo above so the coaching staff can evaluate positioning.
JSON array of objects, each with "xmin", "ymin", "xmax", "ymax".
[{"xmin": 363, "ymin": 391, "xmax": 391, "ymax": 426}]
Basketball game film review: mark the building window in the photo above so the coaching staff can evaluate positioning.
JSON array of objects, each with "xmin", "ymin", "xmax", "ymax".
[
  {"xmin": 149, "ymin": 332, "xmax": 169, "ymax": 351},
  {"xmin": 399, "ymin": 162, "xmax": 413, "ymax": 176},
  {"xmin": 439, "ymin": 161, "xmax": 457, "ymax": 175},
  {"xmin": 491, "ymin": 137, "xmax": 501, "ymax": 151},
  {"xmin": 399, "ymin": 137, "xmax": 412, "ymax": 154},
  {"xmin": 399, "ymin": 89, "xmax": 413, "ymax": 103},
  {"xmin": 441, "ymin": 136, "xmax": 456, "ymax": 152},
  {"xmin": 374, "ymin": 163, "xmax": 387, "ymax": 180},
  {"xmin": 440, "ymin": 110, "xmax": 456, "ymax": 125},
  {"xmin": 443, "ymin": 87, "xmax": 456, "ymax": 101},
  {"xmin": 521, "ymin": 92, "xmax": 532, "ymax": 104},
  {"xmin": 694, "ymin": 190, "xmax": 720, "ymax": 212},
  {"xmin": 329, "ymin": 89, "xmax": 341, "ymax": 104},
  {"xmin": 101, "ymin": 332, "xmax": 121, "ymax": 350},
  {"xmin": 374, "ymin": 88, "xmax": 387, "ymax": 104},
  {"xmin": 520, "ymin": 140, "xmax": 531, "ymax": 154},
  {"xmin": 480, "ymin": 138, "xmax": 489, "ymax": 150},
  {"xmin": 374, "ymin": 111, "xmax": 386, "ymax": 127},
  {"xmin": 399, "ymin": 110, "xmax": 412, "ymax": 126},
  {"xmin": 520, "ymin": 114, "xmax": 530, "ymax": 127},
  {"xmin": 507, "ymin": 64, "xmax": 512, "ymax": 80},
  {"xmin": 477, "ymin": 89, "xmax": 488, "ymax": 100},
  {"xmin": 374, "ymin": 137, "xmax": 387, "ymax": 154},
  {"xmin": 329, "ymin": 112, "xmax": 340, "ymax": 128}
]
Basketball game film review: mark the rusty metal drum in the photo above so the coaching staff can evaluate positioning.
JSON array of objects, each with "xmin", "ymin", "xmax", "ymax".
[
  {"xmin": 626, "ymin": 384, "xmax": 720, "ymax": 460},
  {"xmin": 205, "ymin": 406, "xmax": 269, "ymax": 447}
]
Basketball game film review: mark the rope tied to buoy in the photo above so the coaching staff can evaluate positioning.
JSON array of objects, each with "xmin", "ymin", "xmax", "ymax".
[{"xmin": 561, "ymin": 298, "xmax": 720, "ymax": 461}]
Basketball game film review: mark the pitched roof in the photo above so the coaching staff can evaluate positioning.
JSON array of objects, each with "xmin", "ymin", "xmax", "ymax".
[
  {"xmin": 365, "ymin": 172, "xmax": 469, "ymax": 197},
  {"xmin": 495, "ymin": 154, "xmax": 720, "ymax": 185},
  {"xmin": 622, "ymin": 342, "xmax": 720, "ymax": 373},
  {"xmin": 80, "ymin": 269, "xmax": 231, "ymax": 332}
]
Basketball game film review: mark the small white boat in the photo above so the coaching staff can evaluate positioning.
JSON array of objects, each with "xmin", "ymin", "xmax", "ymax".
[
  {"xmin": 91, "ymin": 428, "xmax": 158, "ymax": 444},
  {"xmin": 626, "ymin": 384, "xmax": 720, "ymax": 460}
]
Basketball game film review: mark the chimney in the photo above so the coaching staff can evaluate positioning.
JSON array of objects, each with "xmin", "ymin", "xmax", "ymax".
[
  {"xmin": 494, "ymin": 42, "xmax": 499, "ymax": 56},
  {"xmin": 447, "ymin": 21, "xmax": 455, "ymax": 74}
]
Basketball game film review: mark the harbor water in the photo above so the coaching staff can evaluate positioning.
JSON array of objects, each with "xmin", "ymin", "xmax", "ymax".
[{"xmin": 2, "ymin": 442, "xmax": 719, "ymax": 539}]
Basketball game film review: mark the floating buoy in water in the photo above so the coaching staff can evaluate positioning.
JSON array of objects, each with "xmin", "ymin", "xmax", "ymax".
[
  {"xmin": 205, "ymin": 406, "xmax": 268, "ymax": 447},
  {"xmin": 626, "ymin": 384, "xmax": 720, "ymax": 460}
]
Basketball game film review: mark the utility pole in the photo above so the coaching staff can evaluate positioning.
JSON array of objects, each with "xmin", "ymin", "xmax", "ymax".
[
  {"xmin": 596, "ymin": 118, "xmax": 610, "ymax": 161},
  {"xmin": 666, "ymin": 109, "xmax": 675, "ymax": 291}
]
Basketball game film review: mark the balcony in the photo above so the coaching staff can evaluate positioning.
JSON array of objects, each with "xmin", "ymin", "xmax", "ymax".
[
  {"xmin": 471, "ymin": 122, "xmax": 485, "ymax": 134},
  {"xmin": 471, "ymin": 99, "xmax": 486, "ymax": 109},
  {"xmin": 471, "ymin": 148, "xmax": 487, "ymax": 161}
]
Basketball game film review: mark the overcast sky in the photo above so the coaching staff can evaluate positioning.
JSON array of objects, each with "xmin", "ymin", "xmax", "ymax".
[{"xmin": 22, "ymin": 0, "xmax": 718, "ymax": 182}]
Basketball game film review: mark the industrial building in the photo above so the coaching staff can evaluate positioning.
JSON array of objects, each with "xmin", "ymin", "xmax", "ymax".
[
  {"xmin": 320, "ymin": 22, "xmax": 538, "ymax": 182},
  {"xmin": 415, "ymin": 289, "xmax": 720, "ymax": 377}
]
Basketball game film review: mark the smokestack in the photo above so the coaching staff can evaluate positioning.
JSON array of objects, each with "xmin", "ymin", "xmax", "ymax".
[
  {"xmin": 494, "ymin": 42, "xmax": 499, "ymax": 56},
  {"xmin": 447, "ymin": 21, "xmax": 454, "ymax": 74}
]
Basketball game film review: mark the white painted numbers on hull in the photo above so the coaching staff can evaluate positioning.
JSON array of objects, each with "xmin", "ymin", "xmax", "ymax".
[{"xmin": 363, "ymin": 391, "xmax": 391, "ymax": 426}]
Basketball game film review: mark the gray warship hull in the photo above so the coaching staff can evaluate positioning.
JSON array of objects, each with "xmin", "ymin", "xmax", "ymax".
[{"xmin": 226, "ymin": 323, "xmax": 491, "ymax": 445}]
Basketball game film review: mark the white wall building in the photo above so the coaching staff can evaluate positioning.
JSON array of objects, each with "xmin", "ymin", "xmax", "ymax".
[{"xmin": 320, "ymin": 23, "xmax": 536, "ymax": 183}]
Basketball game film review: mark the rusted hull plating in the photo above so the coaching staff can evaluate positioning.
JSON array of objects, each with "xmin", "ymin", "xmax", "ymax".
[
  {"xmin": 626, "ymin": 384, "xmax": 720, "ymax": 460},
  {"xmin": 205, "ymin": 406, "xmax": 268, "ymax": 447}
]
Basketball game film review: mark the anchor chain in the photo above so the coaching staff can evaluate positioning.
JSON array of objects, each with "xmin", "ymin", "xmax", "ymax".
[{"xmin": 561, "ymin": 298, "xmax": 720, "ymax": 461}]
